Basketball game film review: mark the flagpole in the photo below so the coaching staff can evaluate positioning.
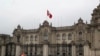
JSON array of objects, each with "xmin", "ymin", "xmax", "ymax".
[
  {"xmin": 46, "ymin": 10, "xmax": 48, "ymax": 22},
  {"xmin": 47, "ymin": 10, "xmax": 49, "ymax": 22},
  {"xmin": 61, "ymin": 17, "xmax": 62, "ymax": 28},
  {"xmin": 58, "ymin": 16, "xmax": 60, "ymax": 27}
]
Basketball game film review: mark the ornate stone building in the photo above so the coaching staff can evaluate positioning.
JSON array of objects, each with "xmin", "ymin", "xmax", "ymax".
[{"xmin": 0, "ymin": 4, "xmax": 100, "ymax": 56}]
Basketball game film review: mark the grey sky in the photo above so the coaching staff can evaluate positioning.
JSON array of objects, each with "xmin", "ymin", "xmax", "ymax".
[{"xmin": 0, "ymin": 0, "xmax": 99, "ymax": 35}]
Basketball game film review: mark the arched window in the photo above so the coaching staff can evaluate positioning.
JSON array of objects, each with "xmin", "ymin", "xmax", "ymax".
[
  {"xmin": 56, "ymin": 34, "xmax": 60, "ymax": 40},
  {"xmin": 79, "ymin": 32, "xmax": 82, "ymax": 38},
  {"xmin": 68, "ymin": 34, "xmax": 72, "ymax": 40},
  {"xmin": 62, "ymin": 33, "xmax": 66, "ymax": 40}
]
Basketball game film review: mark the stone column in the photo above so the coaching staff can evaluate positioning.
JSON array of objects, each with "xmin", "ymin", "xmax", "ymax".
[
  {"xmin": 84, "ymin": 44, "xmax": 89, "ymax": 56},
  {"xmin": 90, "ymin": 50, "xmax": 95, "ymax": 56},
  {"xmin": 15, "ymin": 45, "xmax": 21, "ymax": 56},
  {"xmin": 43, "ymin": 44, "xmax": 48, "ymax": 56},
  {"xmin": 1, "ymin": 45, "xmax": 6, "ymax": 56},
  {"xmin": 72, "ymin": 45, "xmax": 76, "ymax": 56}
]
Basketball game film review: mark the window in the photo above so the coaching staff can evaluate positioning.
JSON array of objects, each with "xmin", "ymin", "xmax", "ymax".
[
  {"xmin": 62, "ymin": 44, "xmax": 67, "ymax": 53},
  {"xmin": 78, "ymin": 44, "xmax": 84, "ymax": 56},
  {"xmin": 56, "ymin": 34, "xmax": 60, "ymax": 40},
  {"xmin": 79, "ymin": 32, "xmax": 82, "ymax": 38},
  {"xmin": 44, "ymin": 29, "xmax": 48, "ymax": 40},
  {"xmin": 79, "ymin": 44, "xmax": 83, "ymax": 52},
  {"xmin": 30, "ymin": 35, "xmax": 33, "ymax": 41},
  {"xmin": 57, "ymin": 44, "xmax": 60, "ymax": 56},
  {"xmin": 67, "ymin": 44, "xmax": 72, "ymax": 56},
  {"xmin": 68, "ymin": 34, "xmax": 72, "ymax": 40},
  {"xmin": 44, "ymin": 33, "xmax": 48, "ymax": 40},
  {"xmin": 63, "ymin": 53, "xmax": 66, "ymax": 56},
  {"xmin": 76, "ymin": 44, "xmax": 84, "ymax": 56},
  {"xmin": 62, "ymin": 33, "xmax": 66, "ymax": 40},
  {"xmin": 48, "ymin": 45, "xmax": 56, "ymax": 56},
  {"xmin": 6, "ymin": 38, "xmax": 10, "ymax": 43},
  {"xmin": 17, "ymin": 35, "xmax": 20, "ymax": 42},
  {"xmin": 24, "ymin": 44, "xmax": 34, "ymax": 56},
  {"xmin": 26, "ymin": 36, "xmax": 28, "ymax": 42},
  {"xmin": 35, "ymin": 35, "xmax": 38, "ymax": 41},
  {"xmin": 5, "ymin": 43, "xmax": 16, "ymax": 56}
]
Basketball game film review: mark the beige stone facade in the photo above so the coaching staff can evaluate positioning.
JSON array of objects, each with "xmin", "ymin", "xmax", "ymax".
[{"xmin": 0, "ymin": 4, "xmax": 100, "ymax": 56}]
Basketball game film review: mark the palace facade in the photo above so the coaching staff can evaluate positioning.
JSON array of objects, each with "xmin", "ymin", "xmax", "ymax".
[{"xmin": 0, "ymin": 4, "xmax": 100, "ymax": 56}]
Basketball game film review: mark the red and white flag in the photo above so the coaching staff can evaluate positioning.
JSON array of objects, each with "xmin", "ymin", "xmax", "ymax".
[{"xmin": 47, "ymin": 10, "xmax": 52, "ymax": 19}]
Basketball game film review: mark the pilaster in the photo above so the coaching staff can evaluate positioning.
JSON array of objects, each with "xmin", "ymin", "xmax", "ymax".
[
  {"xmin": 90, "ymin": 50, "xmax": 95, "ymax": 56},
  {"xmin": 15, "ymin": 44, "xmax": 21, "ymax": 56},
  {"xmin": 43, "ymin": 44, "xmax": 48, "ymax": 56},
  {"xmin": 1, "ymin": 45, "xmax": 6, "ymax": 56},
  {"xmin": 84, "ymin": 44, "xmax": 90, "ymax": 56},
  {"xmin": 72, "ymin": 44, "xmax": 76, "ymax": 56}
]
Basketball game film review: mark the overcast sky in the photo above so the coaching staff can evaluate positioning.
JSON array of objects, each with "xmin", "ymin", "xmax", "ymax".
[{"xmin": 0, "ymin": 0, "xmax": 99, "ymax": 35}]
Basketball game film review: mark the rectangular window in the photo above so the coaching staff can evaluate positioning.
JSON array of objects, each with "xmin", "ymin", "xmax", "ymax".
[{"xmin": 76, "ymin": 45, "xmax": 84, "ymax": 56}]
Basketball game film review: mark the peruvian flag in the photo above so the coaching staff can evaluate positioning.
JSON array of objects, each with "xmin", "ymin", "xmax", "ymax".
[
  {"xmin": 21, "ymin": 52, "xmax": 25, "ymax": 56},
  {"xmin": 47, "ymin": 10, "xmax": 52, "ymax": 19}
]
